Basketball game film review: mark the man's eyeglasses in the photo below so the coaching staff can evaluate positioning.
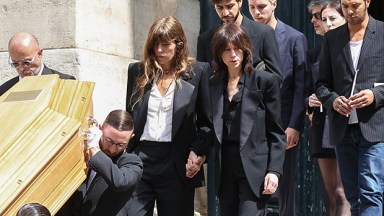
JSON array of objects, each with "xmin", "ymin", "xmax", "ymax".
[
  {"xmin": 101, "ymin": 136, "xmax": 127, "ymax": 149},
  {"xmin": 9, "ymin": 51, "xmax": 39, "ymax": 68},
  {"xmin": 312, "ymin": 12, "xmax": 322, "ymax": 20}
]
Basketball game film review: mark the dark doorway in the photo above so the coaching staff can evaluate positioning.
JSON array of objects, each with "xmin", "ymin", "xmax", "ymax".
[{"xmin": 369, "ymin": 0, "xmax": 384, "ymax": 21}]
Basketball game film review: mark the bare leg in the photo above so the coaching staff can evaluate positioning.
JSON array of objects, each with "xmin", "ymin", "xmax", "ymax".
[
  {"xmin": 335, "ymin": 163, "xmax": 351, "ymax": 216},
  {"xmin": 318, "ymin": 158, "xmax": 338, "ymax": 216}
]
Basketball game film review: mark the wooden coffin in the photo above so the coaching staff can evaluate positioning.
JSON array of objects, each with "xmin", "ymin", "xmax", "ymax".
[{"xmin": 0, "ymin": 75, "xmax": 95, "ymax": 215}]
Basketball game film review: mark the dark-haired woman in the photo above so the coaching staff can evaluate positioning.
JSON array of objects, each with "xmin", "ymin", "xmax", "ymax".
[
  {"xmin": 306, "ymin": 1, "xmax": 350, "ymax": 215},
  {"xmin": 210, "ymin": 23, "xmax": 285, "ymax": 216}
]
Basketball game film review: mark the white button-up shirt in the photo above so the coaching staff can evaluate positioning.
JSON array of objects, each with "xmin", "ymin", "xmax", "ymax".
[{"xmin": 140, "ymin": 80, "xmax": 175, "ymax": 142}]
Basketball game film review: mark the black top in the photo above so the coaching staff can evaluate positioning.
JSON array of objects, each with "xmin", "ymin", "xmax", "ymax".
[{"xmin": 223, "ymin": 75, "xmax": 244, "ymax": 144}]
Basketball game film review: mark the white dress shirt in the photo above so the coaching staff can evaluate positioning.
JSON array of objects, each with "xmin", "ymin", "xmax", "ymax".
[
  {"xmin": 348, "ymin": 40, "xmax": 363, "ymax": 124},
  {"xmin": 140, "ymin": 80, "xmax": 175, "ymax": 142}
]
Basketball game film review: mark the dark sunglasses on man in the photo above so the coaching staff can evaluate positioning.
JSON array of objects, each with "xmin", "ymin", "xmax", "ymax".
[{"xmin": 312, "ymin": 12, "xmax": 322, "ymax": 20}]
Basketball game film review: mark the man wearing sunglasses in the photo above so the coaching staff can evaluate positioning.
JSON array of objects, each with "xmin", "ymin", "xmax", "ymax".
[{"xmin": 0, "ymin": 32, "xmax": 75, "ymax": 96}]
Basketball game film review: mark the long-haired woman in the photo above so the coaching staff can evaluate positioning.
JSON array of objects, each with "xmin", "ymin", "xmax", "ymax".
[{"xmin": 126, "ymin": 16, "xmax": 212, "ymax": 216}]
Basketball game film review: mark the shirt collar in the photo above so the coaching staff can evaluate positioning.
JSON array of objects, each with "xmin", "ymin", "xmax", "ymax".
[{"xmin": 19, "ymin": 64, "xmax": 44, "ymax": 81}]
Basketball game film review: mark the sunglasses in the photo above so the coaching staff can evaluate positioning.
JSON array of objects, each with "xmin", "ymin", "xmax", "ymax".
[
  {"xmin": 9, "ymin": 51, "xmax": 39, "ymax": 68},
  {"xmin": 312, "ymin": 12, "xmax": 322, "ymax": 20}
]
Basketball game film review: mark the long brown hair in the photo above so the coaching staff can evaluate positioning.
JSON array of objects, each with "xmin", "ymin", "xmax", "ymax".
[
  {"xmin": 211, "ymin": 23, "xmax": 253, "ymax": 77},
  {"xmin": 131, "ymin": 16, "xmax": 194, "ymax": 107}
]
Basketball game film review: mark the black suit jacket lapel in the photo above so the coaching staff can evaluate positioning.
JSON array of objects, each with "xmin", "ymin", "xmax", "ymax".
[
  {"xmin": 41, "ymin": 64, "xmax": 53, "ymax": 75},
  {"xmin": 341, "ymin": 25, "xmax": 356, "ymax": 75},
  {"xmin": 172, "ymin": 78, "xmax": 194, "ymax": 138},
  {"xmin": 275, "ymin": 20, "xmax": 286, "ymax": 48},
  {"xmin": 357, "ymin": 17, "xmax": 376, "ymax": 70},
  {"xmin": 241, "ymin": 15, "xmax": 252, "ymax": 31},
  {"xmin": 133, "ymin": 84, "xmax": 151, "ymax": 139},
  {"xmin": 240, "ymin": 73, "xmax": 261, "ymax": 150},
  {"xmin": 210, "ymin": 75, "xmax": 224, "ymax": 145}
]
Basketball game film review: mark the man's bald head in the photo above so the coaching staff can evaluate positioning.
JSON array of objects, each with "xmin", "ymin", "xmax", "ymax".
[
  {"xmin": 8, "ymin": 32, "xmax": 43, "ymax": 77},
  {"xmin": 8, "ymin": 32, "xmax": 40, "ymax": 53}
]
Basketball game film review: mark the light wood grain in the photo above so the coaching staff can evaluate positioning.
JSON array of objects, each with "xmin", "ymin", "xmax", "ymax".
[{"xmin": 0, "ymin": 75, "xmax": 95, "ymax": 215}]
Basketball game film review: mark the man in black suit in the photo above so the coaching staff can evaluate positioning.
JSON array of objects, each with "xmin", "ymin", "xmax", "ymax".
[
  {"xmin": 0, "ymin": 32, "xmax": 75, "ymax": 96},
  {"xmin": 315, "ymin": 0, "xmax": 384, "ymax": 215},
  {"xmin": 58, "ymin": 110, "xmax": 143, "ymax": 216},
  {"xmin": 196, "ymin": 0, "xmax": 282, "ymax": 81}
]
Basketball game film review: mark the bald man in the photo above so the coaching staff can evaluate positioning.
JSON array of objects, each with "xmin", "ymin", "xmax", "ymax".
[{"xmin": 0, "ymin": 32, "xmax": 75, "ymax": 96}]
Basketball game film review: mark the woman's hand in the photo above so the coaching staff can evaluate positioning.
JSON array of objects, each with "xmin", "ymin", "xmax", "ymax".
[
  {"xmin": 262, "ymin": 173, "xmax": 279, "ymax": 195},
  {"xmin": 309, "ymin": 94, "xmax": 322, "ymax": 107},
  {"xmin": 185, "ymin": 151, "xmax": 206, "ymax": 178}
]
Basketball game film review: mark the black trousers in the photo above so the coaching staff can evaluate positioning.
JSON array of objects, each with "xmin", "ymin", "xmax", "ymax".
[
  {"xmin": 128, "ymin": 141, "xmax": 194, "ymax": 216},
  {"xmin": 278, "ymin": 144, "xmax": 299, "ymax": 216},
  {"xmin": 219, "ymin": 142, "xmax": 267, "ymax": 216}
]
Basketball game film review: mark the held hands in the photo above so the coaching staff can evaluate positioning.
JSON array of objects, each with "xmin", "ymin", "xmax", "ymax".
[
  {"xmin": 262, "ymin": 173, "xmax": 279, "ymax": 195},
  {"xmin": 186, "ymin": 151, "xmax": 206, "ymax": 178},
  {"xmin": 333, "ymin": 90, "xmax": 374, "ymax": 116}
]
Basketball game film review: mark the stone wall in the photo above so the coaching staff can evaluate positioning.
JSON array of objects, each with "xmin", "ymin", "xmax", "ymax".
[
  {"xmin": 0, "ymin": 0, "xmax": 206, "ymax": 214},
  {"xmin": 0, "ymin": 0, "xmax": 200, "ymax": 121}
]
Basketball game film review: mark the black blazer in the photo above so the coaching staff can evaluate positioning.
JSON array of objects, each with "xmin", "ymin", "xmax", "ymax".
[
  {"xmin": 316, "ymin": 16, "xmax": 384, "ymax": 145},
  {"xmin": 210, "ymin": 69, "xmax": 286, "ymax": 198},
  {"xmin": 58, "ymin": 151, "xmax": 143, "ymax": 216},
  {"xmin": 196, "ymin": 15, "xmax": 282, "ymax": 81},
  {"xmin": 126, "ymin": 61, "xmax": 213, "ymax": 188},
  {"xmin": 0, "ymin": 65, "xmax": 75, "ymax": 96},
  {"xmin": 305, "ymin": 45, "xmax": 331, "ymax": 156}
]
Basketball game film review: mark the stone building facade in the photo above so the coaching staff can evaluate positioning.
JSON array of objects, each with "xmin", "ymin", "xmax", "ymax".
[
  {"xmin": 0, "ymin": 0, "xmax": 200, "ymax": 121},
  {"xmin": 0, "ymin": 1, "xmax": 207, "ymax": 214}
]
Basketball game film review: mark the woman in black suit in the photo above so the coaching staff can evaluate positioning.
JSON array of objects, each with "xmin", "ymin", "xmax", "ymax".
[
  {"xmin": 125, "ymin": 16, "xmax": 212, "ymax": 216},
  {"xmin": 210, "ymin": 23, "xmax": 286, "ymax": 216}
]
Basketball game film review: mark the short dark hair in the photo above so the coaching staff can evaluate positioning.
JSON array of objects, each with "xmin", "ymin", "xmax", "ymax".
[
  {"xmin": 307, "ymin": 0, "xmax": 327, "ymax": 12},
  {"xmin": 17, "ymin": 203, "xmax": 51, "ymax": 216},
  {"xmin": 104, "ymin": 110, "xmax": 134, "ymax": 131},
  {"xmin": 211, "ymin": 0, "xmax": 241, "ymax": 5},
  {"xmin": 211, "ymin": 23, "xmax": 254, "ymax": 77}
]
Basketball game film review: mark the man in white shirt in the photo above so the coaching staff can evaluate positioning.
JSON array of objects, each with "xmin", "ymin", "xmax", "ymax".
[{"xmin": 315, "ymin": 0, "xmax": 384, "ymax": 215}]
